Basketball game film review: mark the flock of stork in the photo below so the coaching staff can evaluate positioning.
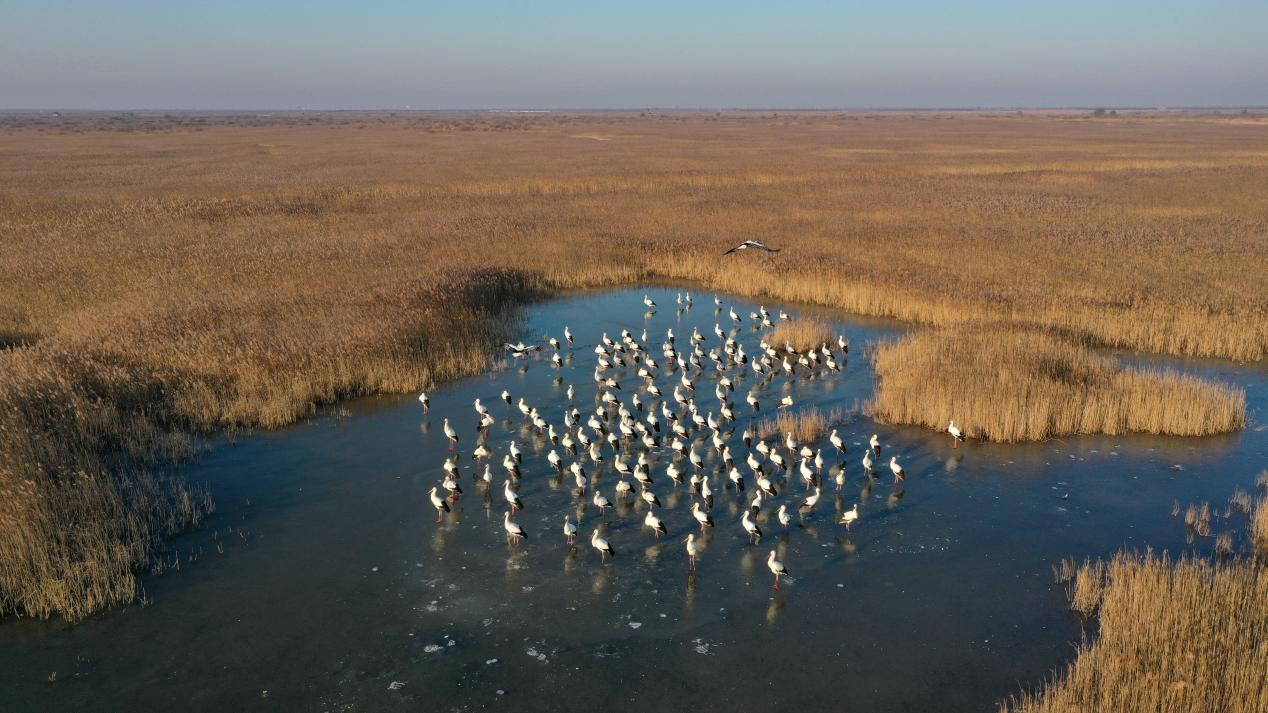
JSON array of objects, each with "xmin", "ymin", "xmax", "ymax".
[{"xmin": 422, "ymin": 292, "xmax": 966, "ymax": 590}]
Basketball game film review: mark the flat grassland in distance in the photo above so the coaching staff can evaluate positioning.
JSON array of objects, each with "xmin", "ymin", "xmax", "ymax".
[{"xmin": 1, "ymin": 111, "xmax": 1265, "ymax": 620}]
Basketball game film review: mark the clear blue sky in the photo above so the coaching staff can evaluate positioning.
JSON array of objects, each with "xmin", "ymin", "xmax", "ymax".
[{"xmin": 1, "ymin": 0, "xmax": 1265, "ymax": 109}]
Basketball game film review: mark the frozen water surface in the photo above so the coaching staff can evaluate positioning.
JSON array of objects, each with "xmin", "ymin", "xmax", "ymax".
[{"xmin": 1, "ymin": 287, "xmax": 1264, "ymax": 712}]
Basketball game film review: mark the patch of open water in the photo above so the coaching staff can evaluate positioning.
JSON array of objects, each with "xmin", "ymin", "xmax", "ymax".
[{"xmin": 1, "ymin": 287, "xmax": 1264, "ymax": 712}]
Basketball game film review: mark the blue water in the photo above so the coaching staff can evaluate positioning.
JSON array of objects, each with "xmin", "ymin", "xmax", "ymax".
[{"xmin": 1, "ymin": 287, "xmax": 1263, "ymax": 712}]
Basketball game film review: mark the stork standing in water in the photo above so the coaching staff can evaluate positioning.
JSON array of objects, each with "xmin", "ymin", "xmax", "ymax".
[
  {"xmin": 504, "ymin": 480, "xmax": 524, "ymax": 513},
  {"xmin": 428, "ymin": 486, "xmax": 449, "ymax": 522},
  {"xmin": 418, "ymin": 391, "xmax": 430, "ymax": 411},
  {"xmin": 839, "ymin": 503, "xmax": 859, "ymax": 531},
  {"xmin": 862, "ymin": 449, "xmax": 874, "ymax": 476},
  {"xmin": 742, "ymin": 509, "xmax": 763, "ymax": 543},
  {"xmin": 592, "ymin": 490, "xmax": 613, "ymax": 515},
  {"xmin": 798, "ymin": 486, "xmax": 821, "ymax": 513},
  {"xmin": 644, "ymin": 508, "xmax": 668, "ymax": 539},
  {"xmin": 442, "ymin": 472, "xmax": 462, "ymax": 498},
  {"xmin": 443, "ymin": 418, "xmax": 458, "ymax": 448},
  {"xmin": 947, "ymin": 420, "xmax": 965, "ymax": 448},
  {"xmin": 503, "ymin": 511, "xmax": 527, "ymax": 545},
  {"xmin": 767, "ymin": 550, "xmax": 790, "ymax": 590},
  {"xmin": 830, "ymin": 429, "xmax": 845, "ymax": 454},
  {"xmin": 889, "ymin": 456, "xmax": 905, "ymax": 484},
  {"xmin": 641, "ymin": 489, "xmax": 662, "ymax": 509},
  {"xmin": 591, "ymin": 529, "xmax": 615, "ymax": 562},
  {"xmin": 869, "ymin": 433, "xmax": 881, "ymax": 453},
  {"xmin": 692, "ymin": 501, "xmax": 715, "ymax": 531},
  {"xmin": 563, "ymin": 516, "xmax": 578, "ymax": 545},
  {"xmin": 685, "ymin": 533, "xmax": 700, "ymax": 572}
]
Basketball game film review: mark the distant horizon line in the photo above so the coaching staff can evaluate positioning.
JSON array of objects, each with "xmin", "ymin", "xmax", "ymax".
[{"xmin": 3, "ymin": 105, "xmax": 1266, "ymax": 114}]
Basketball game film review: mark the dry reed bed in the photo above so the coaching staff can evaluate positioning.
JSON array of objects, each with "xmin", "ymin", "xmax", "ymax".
[
  {"xmin": 0, "ymin": 346, "xmax": 211, "ymax": 620},
  {"xmin": 0, "ymin": 112, "xmax": 1265, "ymax": 619},
  {"xmin": 0, "ymin": 267, "xmax": 530, "ymax": 620},
  {"xmin": 1255, "ymin": 495, "xmax": 1268, "ymax": 554},
  {"xmin": 1001, "ymin": 551, "xmax": 1268, "ymax": 713},
  {"xmin": 869, "ymin": 325, "xmax": 1246, "ymax": 442},
  {"xmin": 755, "ymin": 407, "xmax": 845, "ymax": 442},
  {"xmin": 764, "ymin": 318, "xmax": 835, "ymax": 352}
]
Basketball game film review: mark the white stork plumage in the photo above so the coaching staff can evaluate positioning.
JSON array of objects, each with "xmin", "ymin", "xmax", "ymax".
[
  {"xmin": 889, "ymin": 456, "xmax": 905, "ymax": 484},
  {"xmin": 644, "ymin": 508, "xmax": 667, "ymax": 539},
  {"xmin": 428, "ymin": 486, "xmax": 449, "ymax": 523},
  {"xmin": 723, "ymin": 240, "xmax": 781, "ymax": 255},
  {"xmin": 503, "ymin": 511, "xmax": 527, "ymax": 544},
  {"xmin": 591, "ymin": 529, "xmax": 615, "ymax": 561},
  {"xmin": 592, "ymin": 489, "xmax": 612, "ymax": 515},
  {"xmin": 742, "ymin": 509, "xmax": 762, "ymax": 543},
  {"xmin": 839, "ymin": 503, "xmax": 859, "ymax": 531},
  {"xmin": 767, "ymin": 550, "xmax": 789, "ymax": 590},
  {"xmin": 504, "ymin": 480, "xmax": 524, "ymax": 512}
]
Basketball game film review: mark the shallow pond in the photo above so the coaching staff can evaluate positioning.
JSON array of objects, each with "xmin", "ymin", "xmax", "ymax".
[{"xmin": 2, "ymin": 287, "xmax": 1265, "ymax": 712}]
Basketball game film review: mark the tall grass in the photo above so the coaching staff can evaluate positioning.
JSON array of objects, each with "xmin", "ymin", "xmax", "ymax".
[
  {"xmin": 870, "ymin": 325, "xmax": 1246, "ymax": 442},
  {"xmin": 1, "ymin": 111, "xmax": 1265, "ymax": 618},
  {"xmin": 0, "ymin": 268, "xmax": 530, "ymax": 620},
  {"xmin": 1000, "ymin": 551, "xmax": 1268, "ymax": 713},
  {"xmin": 755, "ymin": 407, "xmax": 844, "ymax": 442},
  {"xmin": 765, "ymin": 318, "xmax": 834, "ymax": 352},
  {"xmin": 0, "ymin": 347, "xmax": 210, "ymax": 620},
  {"xmin": 1254, "ymin": 496, "xmax": 1268, "ymax": 555}
]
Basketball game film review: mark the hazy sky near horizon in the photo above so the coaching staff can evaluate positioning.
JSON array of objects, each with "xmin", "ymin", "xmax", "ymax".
[{"xmin": 2, "ymin": 1, "xmax": 1265, "ymax": 109}]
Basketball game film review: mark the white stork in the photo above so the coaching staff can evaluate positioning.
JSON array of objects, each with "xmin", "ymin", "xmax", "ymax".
[
  {"xmin": 591, "ymin": 529, "xmax": 615, "ymax": 562},
  {"xmin": 691, "ymin": 502, "xmax": 714, "ymax": 531},
  {"xmin": 428, "ymin": 486, "xmax": 449, "ymax": 522},
  {"xmin": 889, "ymin": 456, "xmax": 905, "ymax": 484},
  {"xmin": 723, "ymin": 240, "xmax": 781, "ymax": 255},
  {"xmin": 644, "ymin": 509, "xmax": 668, "ymax": 539},
  {"xmin": 767, "ymin": 550, "xmax": 790, "ymax": 590},
  {"xmin": 504, "ymin": 480, "xmax": 524, "ymax": 512},
  {"xmin": 742, "ymin": 509, "xmax": 762, "ymax": 543},
  {"xmin": 503, "ymin": 511, "xmax": 527, "ymax": 545},
  {"xmin": 839, "ymin": 503, "xmax": 859, "ymax": 531},
  {"xmin": 830, "ymin": 429, "xmax": 845, "ymax": 454}
]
